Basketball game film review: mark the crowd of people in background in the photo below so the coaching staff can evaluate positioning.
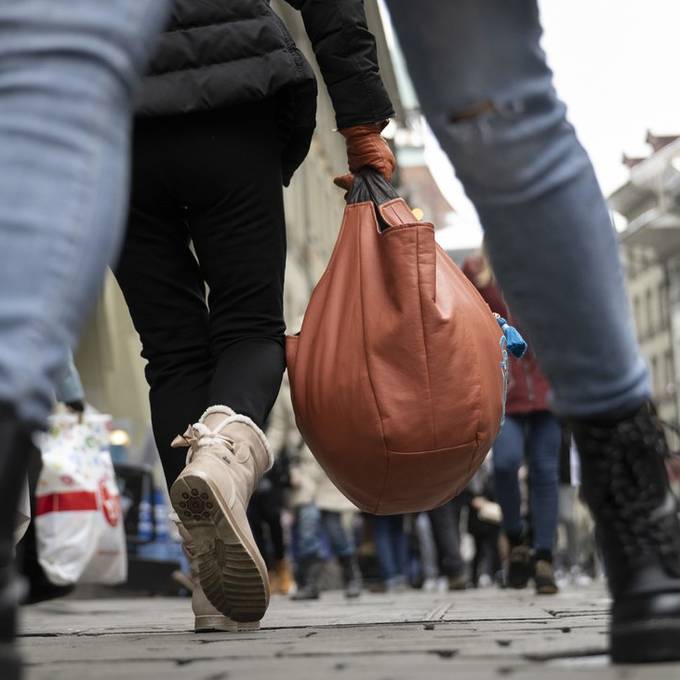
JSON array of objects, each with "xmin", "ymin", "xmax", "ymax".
[
  {"xmin": 5, "ymin": 1, "xmax": 680, "ymax": 674},
  {"xmin": 239, "ymin": 428, "xmax": 597, "ymax": 600},
  {"xmin": 12, "ymin": 244, "xmax": 621, "ymax": 607},
  {"xmin": 235, "ymin": 299, "xmax": 599, "ymax": 599}
]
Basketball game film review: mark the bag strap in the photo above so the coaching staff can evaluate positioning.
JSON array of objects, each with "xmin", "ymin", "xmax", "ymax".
[
  {"xmin": 346, "ymin": 168, "xmax": 399, "ymax": 206},
  {"xmin": 346, "ymin": 169, "xmax": 400, "ymax": 232}
]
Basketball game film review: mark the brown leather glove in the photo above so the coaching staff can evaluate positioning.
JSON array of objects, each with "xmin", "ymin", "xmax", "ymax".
[{"xmin": 334, "ymin": 120, "xmax": 396, "ymax": 192}]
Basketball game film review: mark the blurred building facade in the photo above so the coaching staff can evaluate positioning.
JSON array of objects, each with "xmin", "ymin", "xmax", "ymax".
[
  {"xmin": 75, "ymin": 1, "xmax": 405, "ymax": 457},
  {"xmin": 396, "ymin": 117, "xmax": 456, "ymax": 232},
  {"xmin": 385, "ymin": 23, "xmax": 458, "ymax": 257},
  {"xmin": 610, "ymin": 132, "xmax": 680, "ymax": 445}
]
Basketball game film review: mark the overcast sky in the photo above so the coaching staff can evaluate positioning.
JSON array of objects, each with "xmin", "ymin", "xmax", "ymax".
[{"xmin": 430, "ymin": 0, "xmax": 680, "ymax": 249}]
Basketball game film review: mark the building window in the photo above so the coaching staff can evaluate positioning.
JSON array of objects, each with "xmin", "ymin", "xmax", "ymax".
[
  {"xmin": 651, "ymin": 356, "xmax": 659, "ymax": 395},
  {"xmin": 633, "ymin": 295, "xmax": 641, "ymax": 335},
  {"xmin": 660, "ymin": 284, "xmax": 668, "ymax": 327},
  {"xmin": 665, "ymin": 350, "xmax": 675, "ymax": 395}
]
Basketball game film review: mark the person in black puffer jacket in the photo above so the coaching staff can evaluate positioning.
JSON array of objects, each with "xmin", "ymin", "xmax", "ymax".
[{"xmin": 114, "ymin": 0, "xmax": 395, "ymax": 633}]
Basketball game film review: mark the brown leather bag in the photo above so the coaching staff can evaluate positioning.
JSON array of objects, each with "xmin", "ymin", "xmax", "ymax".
[{"xmin": 286, "ymin": 172, "xmax": 507, "ymax": 514}]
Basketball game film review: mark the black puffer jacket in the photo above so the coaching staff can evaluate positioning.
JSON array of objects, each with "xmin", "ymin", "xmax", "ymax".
[{"xmin": 136, "ymin": 0, "xmax": 394, "ymax": 184}]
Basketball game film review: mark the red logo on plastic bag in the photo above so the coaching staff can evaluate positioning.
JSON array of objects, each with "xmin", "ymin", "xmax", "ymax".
[{"xmin": 99, "ymin": 480, "xmax": 121, "ymax": 527}]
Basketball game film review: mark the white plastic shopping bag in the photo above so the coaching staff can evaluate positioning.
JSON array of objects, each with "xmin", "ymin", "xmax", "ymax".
[
  {"xmin": 35, "ymin": 412, "xmax": 127, "ymax": 586},
  {"xmin": 14, "ymin": 480, "xmax": 30, "ymax": 545},
  {"xmin": 79, "ymin": 415, "xmax": 127, "ymax": 585}
]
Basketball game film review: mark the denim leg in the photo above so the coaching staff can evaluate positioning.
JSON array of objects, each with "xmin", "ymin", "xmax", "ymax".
[
  {"xmin": 526, "ymin": 412, "xmax": 561, "ymax": 553},
  {"xmin": 320, "ymin": 511, "xmax": 354, "ymax": 559},
  {"xmin": 386, "ymin": 0, "xmax": 649, "ymax": 418},
  {"xmin": 370, "ymin": 515, "xmax": 398, "ymax": 581},
  {"xmin": 295, "ymin": 504, "xmax": 323, "ymax": 561},
  {"xmin": 389, "ymin": 515, "xmax": 408, "ymax": 578},
  {"xmin": 492, "ymin": 415, "xmax": 526, "ymax": 538},
  {"xmin": 0, "ymin": 0, "xmax": 169, "ymax": 429},
  {"xmin": 53, "ymin": 351, "xmax": 85, "ymax": 405},
  {"xmin": 415, "ymin": 513, "xmax": 439, "ymax": 580}
]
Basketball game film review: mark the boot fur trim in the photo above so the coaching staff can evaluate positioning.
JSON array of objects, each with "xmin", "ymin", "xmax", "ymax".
[
  {"xmin": 199, "ymin": 405, "xmax": 235, "ymax": 420},
  {"xmin": 222, "ymin": 414, "xmax": 274, "ymax": 471},
  {"xmin": 200, "ymin": 405, "xmax": 274, "ymax": 471}
]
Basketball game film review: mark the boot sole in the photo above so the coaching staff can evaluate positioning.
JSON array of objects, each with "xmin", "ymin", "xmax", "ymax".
[
  {"xmin": 536, "ymin": 587, "xmax": 559, "ymax": 595},
  {"xmin": 507, "ymin": 563, "xmax": 531, "ymax": 589},
  {"xmin": 535, "ymin": 583, "xmax": 559, "ymax": 595},
  {"xmin": 171, "ymin": 473, "xmax": 269, "ymax": 623},
  {"xmin": 611, "ymin": 618, "xmax": 680, "ymax": 663},
  {"xmin": 195, "ymin": 615, "xmax": 260, "ymax": 633}
]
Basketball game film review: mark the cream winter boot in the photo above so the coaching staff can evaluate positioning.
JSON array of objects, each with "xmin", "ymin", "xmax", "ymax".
[
  {"xmin": 170, "ymin": 406, "xmax": 272, "ymax": 623},
  {"xmin": 171, "ymin": 516, "xmax": 259, "ymax": 632}
]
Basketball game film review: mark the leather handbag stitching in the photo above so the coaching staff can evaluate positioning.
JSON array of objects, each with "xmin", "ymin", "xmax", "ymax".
[
  {"xmin": 357, "ymin": 204, "xmax": 391, "ymax": 513},
  {"xmin": 415, "ymin": 227, "xmax": 438, "ymax": 448}
]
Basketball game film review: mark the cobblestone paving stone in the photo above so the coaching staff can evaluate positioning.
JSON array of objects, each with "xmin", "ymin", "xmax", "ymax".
[{"xmin": 19, "ymin": 584, "xmax": 680, "ymax": 679}]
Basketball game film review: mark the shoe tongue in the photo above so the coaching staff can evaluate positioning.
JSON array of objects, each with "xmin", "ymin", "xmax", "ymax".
[{"xmin": 201, "ymin": 409, "xmax": 233, "ymax": 432}]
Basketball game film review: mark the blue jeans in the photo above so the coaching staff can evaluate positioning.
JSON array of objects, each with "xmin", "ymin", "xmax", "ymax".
[
  {"xmin": 53, "ymin": 352, "xmax": 84, "ymax": 405},
  {"xmin": 386, "ymin": 0, "xmax": 649, "ymax": 418},
  {"xmin": 0, "ymin": 0, "xmax": 169, "ymax": 429},
  {"xmin": 296, "ymin": 504, "xmax": 354, "ymax": 561},
  {"xmin": 493, "ymin": 412, "xmax": 561, "ymax": 552},
  {"xmin": 370, "ymin": 514, "xmax": 408, "ymax": 583}
]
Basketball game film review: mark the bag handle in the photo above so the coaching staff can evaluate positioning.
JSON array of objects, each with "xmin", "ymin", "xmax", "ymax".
[
  {"xmin": 346, "ymin": 169, "xmax": 400, "ymax": 232},
  {"xmin": 346, "ymin": 168, "xmax": 399, "ymax": 206},
  {"xmin": 346, "ymin": 169, "xmax": 426, "ymax": 232}
]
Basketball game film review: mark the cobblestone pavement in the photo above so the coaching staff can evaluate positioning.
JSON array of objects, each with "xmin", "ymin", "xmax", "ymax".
[{"xmin": 19, "ymin": 584, "xmax": 680, "ymax": 679}]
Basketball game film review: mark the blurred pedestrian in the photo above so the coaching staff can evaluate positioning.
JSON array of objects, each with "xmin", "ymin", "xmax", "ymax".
[
  {"xmin": 464, "ymin": 250, "xmax": 561, "ymax": 594},
  {"xmin": 114, "ymin": 0, "xmax": 395, "ymax": 632},
  {"xmin": 556, "ymin": 430, "xmax": 599, "ymax": 583},
  {"xmin": 413, "ymin": 513, "xmax": 440, "ymax": 591},
  {"xmin": 17, "ymin": 351, "xmax": 87, "ymax": 605},
  {"xmin": 466, "ymin": 458, "xmax": 503, "ymax": 587},
  {"xmin": 247, "ymin": 459, "xmax": 292, "ymax": 595},
  {"xmin": 369, "ymin": 514, "xmax": 409, "ymax": 592},
  {"xmin": 282, "ymin": 375, "xmax": 361, "ymax": 600},
  {"xmin": 427, "ymin": 498, "xmax": 467, "ymax": 590},
  {"xmin": 246, "ymin": 376, "xmax": 296, "ymax": 595},
  {"xmin": 288, "ymin": 431, "xmax": 362, "ymax": 600},
  {"xmin": 0, "ymin": 2, "xmax": 170, "ymax": 676},
  {"xmin": 386, "ymin": 0, "xmax": 680, "ymax": 661}
]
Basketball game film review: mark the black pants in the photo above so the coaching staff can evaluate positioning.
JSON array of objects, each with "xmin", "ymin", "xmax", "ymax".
[
  {"xmin": 468, "ymin": 517, "xmax": 501, "ymax": 586},
  {"xmin": 115, "ymin": 103, "xmax": 286, "ymax": 487},
  {"xmin": 248, "ymin": 488, "xmax": 286, "ymax": 568}
]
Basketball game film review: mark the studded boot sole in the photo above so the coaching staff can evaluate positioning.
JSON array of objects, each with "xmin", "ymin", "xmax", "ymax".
[
  {"xmin": 171, "ymin": 473, "xmax": 269, "ymax": 624},
  {"xmin": 194, "ymin": 615, "xmax": 260, "ymax": 633},
  {"xmin": 610, "ymin": 597, "xmax": 680, "ymax": 663}
]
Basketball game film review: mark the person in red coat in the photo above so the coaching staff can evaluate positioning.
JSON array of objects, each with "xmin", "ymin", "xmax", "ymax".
[{"xmin": 463, "ymin": 250, "xmax": 560, "ymax": 594}]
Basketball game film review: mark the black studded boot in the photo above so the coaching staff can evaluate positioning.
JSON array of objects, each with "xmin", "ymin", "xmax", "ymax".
[
  {"xmin": 571, "ymin": 402, "xmax": 680, "ymax": 664},
  {"xmin": 0, "ymin": 403, "xmax": 33, "ymax": 680}
]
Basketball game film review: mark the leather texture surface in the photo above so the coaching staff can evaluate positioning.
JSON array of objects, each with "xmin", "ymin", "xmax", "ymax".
[{"xmin": 286, "ymin": 197, "xmax": 505, "ymax": 514}]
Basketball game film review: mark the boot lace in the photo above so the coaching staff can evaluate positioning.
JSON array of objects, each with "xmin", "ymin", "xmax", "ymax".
[{"xmin": 173, "ymin": 421, "xmax": 236, "ymax": 465}]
